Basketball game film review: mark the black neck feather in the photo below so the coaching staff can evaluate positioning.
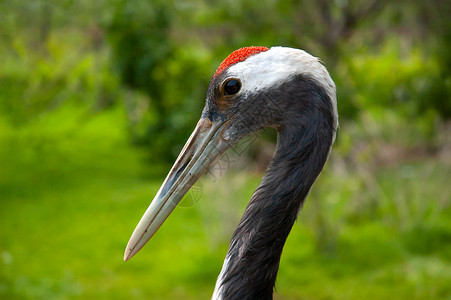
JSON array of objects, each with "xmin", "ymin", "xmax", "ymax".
[{"xmin": 217, "ymin": 76, "xmax": 335, "ymax": 300}]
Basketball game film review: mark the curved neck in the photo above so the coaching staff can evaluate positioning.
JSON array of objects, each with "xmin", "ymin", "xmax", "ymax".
[{"xmin": 212, "ymin": 81, "xmax": 336, "ymax": 300}]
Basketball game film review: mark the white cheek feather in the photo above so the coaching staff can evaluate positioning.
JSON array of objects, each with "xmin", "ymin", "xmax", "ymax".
[{"xmin": 226, "ymin": 47, "xmax": 338, "ymax": 131}]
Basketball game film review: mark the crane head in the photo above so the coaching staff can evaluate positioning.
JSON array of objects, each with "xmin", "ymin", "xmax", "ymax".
[{"xmin": 124, "ymin": 46, "xmax": 337, "ymax": 261}]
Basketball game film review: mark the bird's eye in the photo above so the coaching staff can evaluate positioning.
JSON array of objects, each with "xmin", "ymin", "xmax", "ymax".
[{"xmin": 223, "ymin": 79, "xmax": 241, "ymax": 96}]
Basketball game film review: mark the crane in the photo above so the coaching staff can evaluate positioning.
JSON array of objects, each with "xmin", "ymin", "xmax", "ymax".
[{"xmin": 124, "ymin": 46, "xmax": 338, "ymax": 300}]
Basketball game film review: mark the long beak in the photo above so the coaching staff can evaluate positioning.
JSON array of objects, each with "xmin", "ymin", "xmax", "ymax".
[{"xmin": 124, "ymin": 118, "xmax": 233, "ymax": 261}]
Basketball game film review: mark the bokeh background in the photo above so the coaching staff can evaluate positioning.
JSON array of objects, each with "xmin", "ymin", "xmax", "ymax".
[{"xmin": 1, "ymin": 0, "xmax": 451, "ymax": 299}]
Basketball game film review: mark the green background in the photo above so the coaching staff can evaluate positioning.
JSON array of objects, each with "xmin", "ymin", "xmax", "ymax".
[{"xmin": 1, "ymin": 0, "xmax": 450, "ymax": 299}]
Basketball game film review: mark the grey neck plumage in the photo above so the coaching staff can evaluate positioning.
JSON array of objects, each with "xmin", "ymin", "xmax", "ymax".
[{"xmin": 213, "ymin": 75, "xmax": 336, "ymax": 300}]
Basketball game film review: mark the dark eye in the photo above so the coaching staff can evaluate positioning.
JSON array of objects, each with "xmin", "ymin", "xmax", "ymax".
[{"xmin": 223, "ymin": 79, "xmax": 241, "ymax": 96}]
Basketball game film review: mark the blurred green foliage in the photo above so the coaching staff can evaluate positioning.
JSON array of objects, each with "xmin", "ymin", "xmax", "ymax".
[
  {"xmin": 1, "ymin": 0, "xmax": 451, "ymax": 299},
  {"xmin": 2, "ymin": 0, "xmax": 450, "ymax": 160}
]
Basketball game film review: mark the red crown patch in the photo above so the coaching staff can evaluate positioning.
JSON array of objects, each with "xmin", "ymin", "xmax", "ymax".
[{"xmin": 214, "ymin": 46, "xmax": 269, "ymax": 77}]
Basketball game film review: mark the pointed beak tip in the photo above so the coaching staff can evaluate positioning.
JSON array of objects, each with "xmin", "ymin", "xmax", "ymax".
[
  {"xmin": 124, "ymin": 237, "xmax": 138, "ymax": 261},
  {"xmin": 123, "ymin": 248, "xmax": 134, "ymax": 261}
]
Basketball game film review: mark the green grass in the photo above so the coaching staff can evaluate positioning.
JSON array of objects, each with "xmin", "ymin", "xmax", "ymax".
[{"xmin": 1, "ymin": 106, "xmax": 450, "ymax": 299}]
